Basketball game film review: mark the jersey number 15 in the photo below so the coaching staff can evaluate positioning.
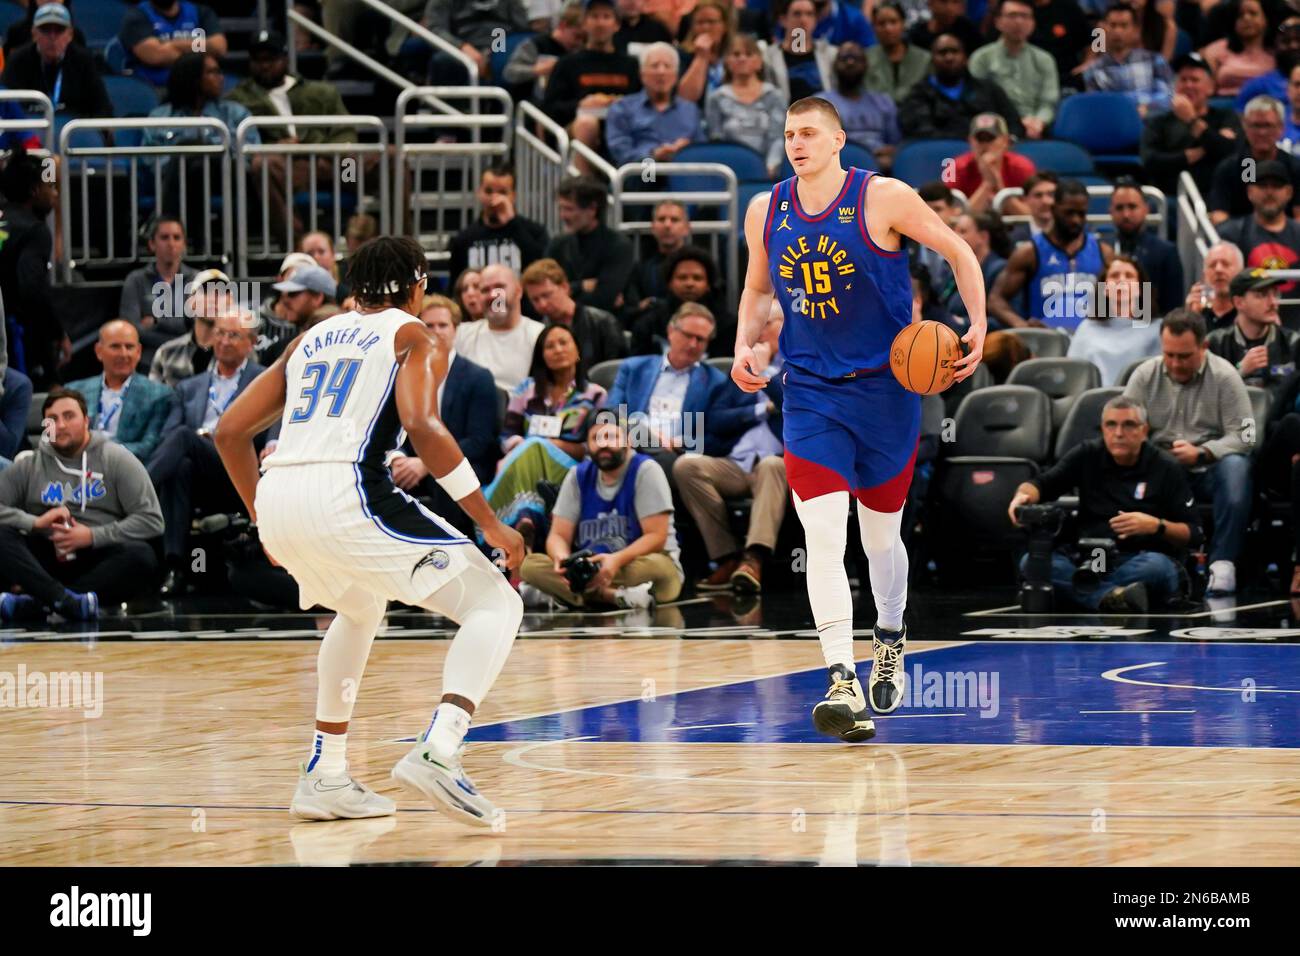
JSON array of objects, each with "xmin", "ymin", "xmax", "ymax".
[{"xmin": 289, "ymin": 358, "xmax": 362, "ymax": 423}]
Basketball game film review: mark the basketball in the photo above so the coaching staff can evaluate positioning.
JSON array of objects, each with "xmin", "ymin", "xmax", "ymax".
[{"xmin": 890, "ymin": 320, "xmax": 963, "ymax": 395}]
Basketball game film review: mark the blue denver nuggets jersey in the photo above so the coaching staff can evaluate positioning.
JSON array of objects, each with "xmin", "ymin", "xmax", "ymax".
[
  {"xmin": 763, "ymin": 167, "xmax": 912, "ymax": 379},
  {"xmin": 1027, "ymin": 231, "xmax": 1104, "ymax": 332}
]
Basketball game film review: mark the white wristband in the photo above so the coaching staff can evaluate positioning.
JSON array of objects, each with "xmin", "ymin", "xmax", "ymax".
[{"xmin": 436, "ymin": 458, "xmax": 480, "ymax": 500}]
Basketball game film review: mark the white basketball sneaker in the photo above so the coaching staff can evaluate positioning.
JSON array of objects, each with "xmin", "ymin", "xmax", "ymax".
[
  {"xmin": 812, "ymin": 664, "xmax": 876, "ymax": 742},
  {"xmin": 289, "ymin": 763, "xmax": 397, "ymax": 821},
  {"xmin": 391, "ymin": 743, "xmax": 498, "ymax": 829},
  {"xmin": 869, "ymin": 624, "xmax": 907, "ymax": 714}
]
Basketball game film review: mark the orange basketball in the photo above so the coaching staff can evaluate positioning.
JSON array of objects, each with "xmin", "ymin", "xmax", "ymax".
[{"xmin": 890, "ymin": 320, "xmax": 963, "ymax": 395}]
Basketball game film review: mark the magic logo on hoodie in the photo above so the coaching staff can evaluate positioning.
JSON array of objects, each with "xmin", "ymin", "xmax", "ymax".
[{"xmin": 41, "ymin": 478, "xmax": 106, "ymax": 507}]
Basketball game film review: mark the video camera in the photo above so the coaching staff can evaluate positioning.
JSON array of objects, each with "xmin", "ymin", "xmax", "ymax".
[{"xmin": 1016, "ymin": 503, "xmax": 1067, "ymax": 613}]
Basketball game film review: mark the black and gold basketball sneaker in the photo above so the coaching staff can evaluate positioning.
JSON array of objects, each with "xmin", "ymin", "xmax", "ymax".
[
  {"xmin": 868, "ymin": 624, "xmax": 907, "ymax": 714},
  {"xmin": 812, "ymin": 664, "xmax": 877, "ymax": 742}
]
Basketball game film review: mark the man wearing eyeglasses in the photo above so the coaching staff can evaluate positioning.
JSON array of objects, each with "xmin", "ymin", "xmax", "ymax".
[{"xmin": 1008, "ymin": 395, "xmax": 1202, "ymax": 612}]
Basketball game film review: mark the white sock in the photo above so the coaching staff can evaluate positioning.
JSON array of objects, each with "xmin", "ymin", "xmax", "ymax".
[
  {"xmin": 856, "ymin": 501, "xmax": 908, "ymax": 633},
  {"xmin": 792, "ymin": 490, "xmax": 855, "ymax": 673},
  {"xmin": 307, "ymin": 729, "xmax": 347, "ymax": 777},
  {"xmin": 423, "ymin": 703, "xmax": 472, "ymax": 760}
]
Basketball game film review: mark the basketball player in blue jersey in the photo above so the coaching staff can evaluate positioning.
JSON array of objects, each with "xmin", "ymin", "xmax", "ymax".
[
  {"xmin": 989, "ymin": 179, "xmax": 1114, "ymax": 331},
  {"xmin": 734, "ymin": 97, "xmax": 987, "ymax": 742},
  {"xmin": 215, "ymin": 237, "xmax": 526, "ymax": 826}
]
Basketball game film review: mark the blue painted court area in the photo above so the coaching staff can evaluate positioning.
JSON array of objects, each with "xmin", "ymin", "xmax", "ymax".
[{"xmin": 470, "ymin": 642, "xmax": 1300, "ymax": 749}]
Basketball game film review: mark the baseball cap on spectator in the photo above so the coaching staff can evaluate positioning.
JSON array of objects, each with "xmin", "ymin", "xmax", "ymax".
[
  {"xmin": 969, "ymin": 113, "xmax": 1008, "ymax": 140},
  {"xmin": 279, "ymin": 252, "xmax": 317, "ymax": 275},
  {"xmin": 249, "ymin": 30, "xmax": 287, "ymax": 56},
  {"xmin": 1170, "ymin": 52, "xmax": 1214, "ymax": 76},
  {"xmin": 33, "ymin": 5, "xmax": 72, "ymax": 28},
  {"xmin": 1229, "ymin": 268, "xmax": 1285, "ymax": 296},
  {"xmin": 273, "ymin": 264, "xmax": 338, "ymax": 298},
  {"xmin": 584, "ymin": 0, "xmax": 619, "ymax": 13},
  {"xmin": 186, "ymin": 268, "xmax": 230, "ymax": 295},
  {"xmin": 1254, "ymin": 159, "xmax": 1291, "ymax": 185}
]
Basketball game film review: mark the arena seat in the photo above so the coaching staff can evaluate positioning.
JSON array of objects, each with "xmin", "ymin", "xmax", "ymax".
[
  {"xmin": 1116, "ymin": 356, "xmax": 1154, "ymax": 386},
  {"xmin": 675, "ymin": 142, "xmax": 769, "ymax": 183},
  {"xmin": 779, "ymin": 141, "xmax": 876, "ymax": 179},
  {"xmin": 76, "ymin": 0, "xmax": 131, "ymax": 50},
  {"xmin": 949, "ymin": 385, "xmax": 1052, "ymax": 461},
  {"xmin": 891, "ymin": 139, "xmax": 968, "ymax": 187},
  {"xmin": 26, "ymin": 392, "xmax": 47, "ymax": 447},
  {"xmin": 942, "ymin": 360, "xmax": 991, "ymax": 418},
  {"xmin": 1013, "ymin": 140, "xmax": 1097, "ymax": 178},
  {"xmin": 1002, "ymin": 326, "xmax": 1071, "ymax": 358},
  {"xmin": 104, "ymin": 74, "xmax": 160, "ymax": 117},
  {"xmin": 707, "ymin": 356, "xmax": 733, "ymax": 375},
  {"xmin": 1051, "ymin": 93, "xmax": 1142, "ymax": 170},
  {"xmin": 102, "ymin": 35, "xmax": 130, "ymax": 74},
  {"xmin": 588, "ymin": 359, "xmax": 623, "ymax": 392},
  {"xmin": 1053, "ymin": 386, "xmax": 1123, "ymax": 460},
  {"xmin": 1006, "ymin": 357, "xmax": 1103, "ymax": 430}
]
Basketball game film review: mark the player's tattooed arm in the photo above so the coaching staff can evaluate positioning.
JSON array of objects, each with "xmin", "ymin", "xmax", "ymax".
[
  {"xmin": 215, "ymin": 340, "xmax": 296, "ymax": 523},
  {"xmin": 733, "ymin": 192, "xmax": 776, "ymax": 394}
]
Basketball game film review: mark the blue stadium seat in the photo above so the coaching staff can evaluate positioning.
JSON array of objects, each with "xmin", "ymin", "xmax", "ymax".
[
  {"xmin": 490, "ymin": 31, "xmax": 535, "ymax": 82},
  {"xmin": 840, "ymin": 141, "xmax": 877, "ymax": 171},
  {"xmin": 1207, "ymin": 96, "xmax": 1237, "ymax": 113},
  {"xmin": 1014, "ymin": 139, "xmax": 1096, "ymax": 178},
  {"xmin": 104, "ymin": 74, "xmax": 159, "ymax": 117},
  {"xmin": 1051, "ymin": 93, "xmax": 1142, "ymax": 169},
  {"xmin": 103, "ymin": 36, "xmax": 131, "ymax": 74},
  {"xmin": 891, "ymin": 138, "xmax": 968, "ymax": 187},
  {"xmin": 0, "ymin": 3, "xmax": 25, "ymax": 34},
  {"xmin": 74, "ymin": 0, "xmax": 130, "ymax": 50},
  {"xmin": 674, "ymin": 141, "xmax": 769, "ymax": 182}
]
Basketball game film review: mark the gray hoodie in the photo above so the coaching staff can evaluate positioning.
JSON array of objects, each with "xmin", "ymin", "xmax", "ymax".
[{"xmin": 0, "ymin": 430, "xmax": 164, "ymax": 546}]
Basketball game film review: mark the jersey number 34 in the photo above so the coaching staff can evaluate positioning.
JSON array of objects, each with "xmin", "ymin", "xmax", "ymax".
[{"xmin": 289, "ymin": 358, "xmax": 362, "ymax": 423}]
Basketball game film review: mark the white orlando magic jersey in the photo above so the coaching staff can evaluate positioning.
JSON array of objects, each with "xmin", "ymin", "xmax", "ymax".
[{"xmin": 263, "ymin": 307, "xmax": 423, "ymax": 469}]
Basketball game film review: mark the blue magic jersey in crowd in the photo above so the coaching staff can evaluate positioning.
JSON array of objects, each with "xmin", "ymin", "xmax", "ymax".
[{"xmin": 763, "ymin": 167, "xmax": 912, "ymax": 379}]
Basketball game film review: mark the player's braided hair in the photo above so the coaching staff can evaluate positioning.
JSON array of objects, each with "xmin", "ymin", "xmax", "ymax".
[{"xmin": 347, "ymin": 236, "xmax": 428, "ymax": 309}]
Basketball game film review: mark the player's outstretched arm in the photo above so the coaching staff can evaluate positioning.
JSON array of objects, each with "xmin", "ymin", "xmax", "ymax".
[
  {"xmin": 873, "ymin": 177, "xmax": 988, "ymax": 381},
  {"xmin": 734, "ymin": 193, "xmax": 777, "ymax": 394},
  {"xmin": 989, "ymin": 244, "xmax": 1036, "ymax": 329},
  {"xmin": 394, "ymin": 323, "xmax": 525, "ymax": 572},
  {"xmin": 215, "ymin": 347, "xmax": 292, "ymax": 523}
]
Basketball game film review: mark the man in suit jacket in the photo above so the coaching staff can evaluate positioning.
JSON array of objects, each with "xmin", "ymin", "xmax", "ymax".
[
  {"xmin": 147, "ymin": 313, "xmax": 268, "ymax": 585},
  {"xmin": 673, "ymin": 305, "xmax": 787, "ymax": 593},
  {"xmin": 389, "ymin": 295, "xmax": 500, "ymax": 534},
  {"xmin": 67, "ymin": 321, "xmax": 176, "ymax": 465}
]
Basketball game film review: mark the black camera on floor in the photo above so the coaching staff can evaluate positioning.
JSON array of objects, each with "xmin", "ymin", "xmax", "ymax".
[
  {"xmin": 1017, "ymin": 503, "xmax": 1067, "ymax": 613},
  {"xmin": 561, "ymin": 549, "xmax": 600, "ymax": 593}
]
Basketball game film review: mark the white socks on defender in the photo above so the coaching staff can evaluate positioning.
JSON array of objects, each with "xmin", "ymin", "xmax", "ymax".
[
  {"xmin": 792, "ymin": 490, "xmax": 856, "ymax": 673},
  {"xmin": 423, "ymin": 703, "xmax": 472, "ymax": 759},
  {"xmin": 307, "ymin": 730, "xmax": 348, "ymax": 778},
  {"xmin": 856, "ymin": 501, "xmax": 908, "ymax": 634}
]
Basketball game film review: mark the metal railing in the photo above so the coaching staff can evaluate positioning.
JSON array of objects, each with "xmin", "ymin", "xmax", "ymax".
[
  {"xmin": 56, "ymin": 117, "xmax": 233, "ymax": 280},
  {"xmin": 514, "ymin": 101, "xmax": 568, "ymax": 237},
  {"xmin": 1176, "ymin": 170, "xmax": 1219, "ymax": 295},
  {"xmin": 234, "ymin": 115, "xmax": 391, "ymax": 276},
  {"xmin": 394, "ymin": 86, "xmax": 512, "ymax": 266},
  {"xmin": 0, "ymin": 90, "xmax": 53, "ymax": 151}
]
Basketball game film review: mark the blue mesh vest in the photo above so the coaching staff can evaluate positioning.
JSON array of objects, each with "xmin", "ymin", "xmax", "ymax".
[
  {"xmin": 1026, "ymin": 231, "xmax": 1104, "ymax": 332},
  {"xmin": 575, "ymin": 454, "xmax": 646, "ymax": 555}
]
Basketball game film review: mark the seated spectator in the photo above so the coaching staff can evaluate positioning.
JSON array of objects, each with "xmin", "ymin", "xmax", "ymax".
[
  {"xmin": 448, "ymin": 163, "xmax": 550, "ymax": 282},
  {"xmin": 914, "ymin": 180, "xmax": 964, "ymax": 299},
  {"xmin": 1008, "ymin": 395, "xmax": 1201, "ymax": 611},
  {"xmin": 908, "ymin": 0, "xmax": 983, "ymax": 52},
  {"xmin": 259, "ymin": 264, "xmax": 338, "ymax": 366},
  {"xmin": 119, "ymin": 217, "xmax": 190, "ymax": 351},
  {"xmin": 452, "ymin": 267, "xmax": 487, "ymax": 323},
  {"xmin": 1068, "ymin": 254, "xmax": 1163, "ymax": 385},
  {"xmin": 630, "ymin": 245, "xmax": 734, "ymax": 356},
  {"xmin": 1110, "ymin": 177, "xmax": 1185, "ymax": 315},
  {"xmin": 629, "ymin": 199, "xmax": 692, "ymax": 308},
  {"xmin": 1207, "ymin": 268, "xmax": 1300, "ymax": 394},
  {"xmin": 1199, "ymin": 0, "xmax": 1276, "ymax": 97},
  {"xmin": 545, "ymin": 175, "xmax": 636, "ymax": 313},
  {"xmin": 1257, "ymin": 356, "xmax": 1300, "ymax": 592},
  {"xmin": 705, "ymin": 34, "xmax": 787, "ymax": 179},
  {"xmin": 519, "ymin": 416, "xmax": 683, "ymax": 609},
  {"xmin": 542, "ymin": 0, "xmax": 640, "ymax": 162},
  {"xmin": 522, "ymin": 258, "xmax": 628, "ymax": 366},
  {"xmin": 968, "ymin": 0, "xmax": 1059, "ymax": 140},
  {"xmin": 0, "ymin": 149, "xmax": 63, "ymax": 388},
  {"xmin": 0, "ymin": 366, "xmax": 33, "ymax": 466},
  {"xmin": 675, "ymin": 0, "xmax": 732, "ymax": 106},
  {"xmin": 421, "ymin": 0, "xmax": 530, "ymax": 84},
  {"xmin": 816, "ymin": 41, "xmax": 901, "ymax": 166},
  {"xmin": 951, "ymin": 112, "xmax": 1036, "ymax": 215},
  {"xmin": 674, "ymin": 303, "xmax": 786, "ymax": 592},
  {"xmin": 764, "ymin": 0, "xmax": 837, "ymax": 102},
  {"xmin": 256, "ymin": 253, "xmax": 316, "ymax": 355},
  {"xmin": 1214, "ymin": 159, "xmax": 1300, "ymax": 314},
  {"xmin": 454, "ymin": 264, "xmax": 545, "ymax": 391},
  {"xmin": 1185, "ymin": 240, "xmax": 1245, "ymax": 330},
  {"xmin": 148, "ymin": 312, "xmax": 268, "ymax": 593},
  {"xmin": 148, "ymin": 269, "xmax": 232, "ymax": 386},
  {"xmin": 1083, "ymin": 2, "xmax": 1174, "ymax": 117},
  {"xmin": 1029, "ymin": 0, "xmax": 1090, "ymax": 79},
  {"xmin": 911, "ymin": 260, "xmax": 965, "ymax": 336},
  {"xmin": 484, "ymin": 324, "xmax": 607, "ymax": 551},
  {"xmin": 614, "ymin": 0, "xmax": 672, "ymax": 50},
  {"xmin": 3, "ymin": 0, "xmax": 88, "ymax": 58},
  {"xmin": 990, "ymin": 179, "xmax": 1115, "ymax": 331},
  {"xmin": 866, "ymin": 1, "xmax": 931, "ymax": 102},
  {"xmin": 226, "ymin": 29, "xmax": 355, "ymax": 146},
  {"xmin": 949, "ymin": 210, "xmax": 1011, "ymax": 322},
  {"xmin": 1142, "ymin": 52, "xmax": 1243, "ymax": 201},
  {"xmin": 300, "ymin": 230, "xmax": 341, "ymax": 285},
  {"xmin": 387, "ymin": 294, "xmax": 500, "ymax": 536},
  {"xmin": 2, "ymin": 5, "xmax": 111, "ymax": 121},
  {"xmin": 344, "ymin": 212, "xmax": 378, "ymax": 254},
  {"xmin": 1208, "ymin": 96, "xmax": 1300, "ymax": 224},
  {"xmin": 119, "ymin": 0, "xmax": 227, "ymax": 88},
  {"xmin": 899, "ymin": 31, "xmax": 1025, "ymax": 140},
  {"xmin": 1123, "ymin": 309, "xmax": 1254, "ymax": 595},
  {"xmin": 0, "ymin": 387, "xmax": 164, "ymax": 621},
  {"xmin": 503, "ymin": 3, "xmax": 587, "ymax": 102},
  {"xmin": 1008, "ymin": 170, "xmax": 1056, "ymax": 245},
  {"xmin": 1236, "ymin": 13, "xmax": 1300, "ymax": 109},
  {"xmin": 1284, "ymin": 60, "xmax": 1300, "ymax": 147},
  {"xmin": 809, "ymin": 0, "xmax": 877, "ymax": 47},
  {"xmin": 66, "ymin": 321, "xmax": 176, "ymax": 464},
  {"xmin": 606, "ymin": 41, "xmax": 702, "ymax": 166}
]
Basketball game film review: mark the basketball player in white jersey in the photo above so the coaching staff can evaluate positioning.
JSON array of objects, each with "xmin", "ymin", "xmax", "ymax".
[{"xmin": 216, "ymin": 237, "xmax": 526, "ymax": 826}]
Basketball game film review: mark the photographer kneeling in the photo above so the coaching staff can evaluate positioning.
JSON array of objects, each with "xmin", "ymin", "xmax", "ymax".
[
  {"xmin": 520, "ymin": 417, "xmax": 685, "ymax": 610},
  {"xmin": 1008, "ymin": 396, "xmax": 1202, "ymax": 612}
]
